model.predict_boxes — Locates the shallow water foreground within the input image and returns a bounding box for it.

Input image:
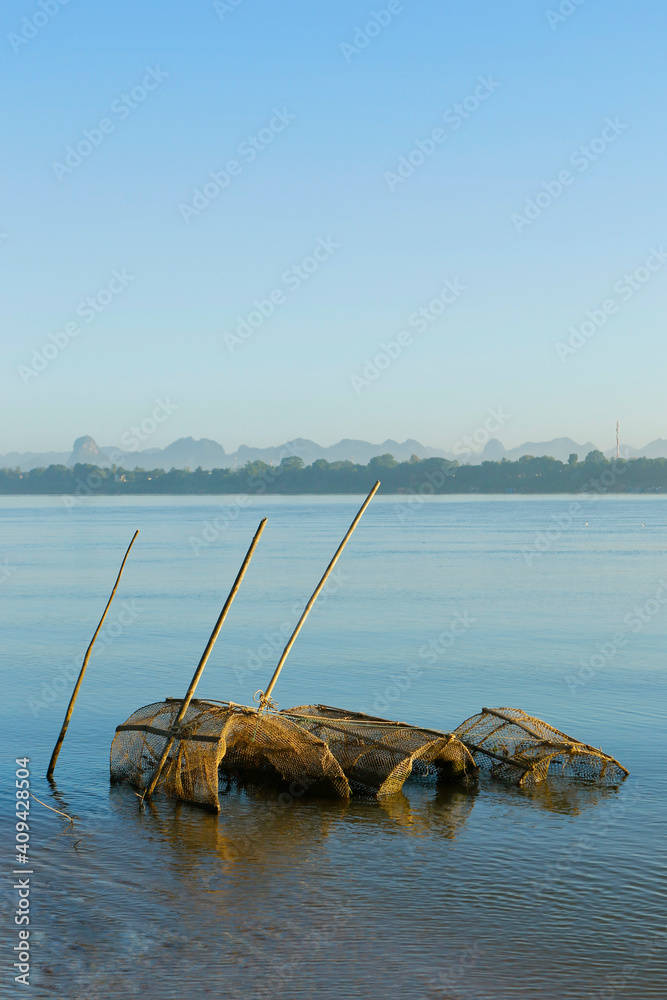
[1,495,665,999]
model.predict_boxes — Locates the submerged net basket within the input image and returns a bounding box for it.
[453,707,629,788]
[279,704,478,796]
[110,698,349,811]
[110,700,627,809]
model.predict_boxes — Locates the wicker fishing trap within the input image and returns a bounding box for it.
[110,700,628,810]
[453,706,628,787]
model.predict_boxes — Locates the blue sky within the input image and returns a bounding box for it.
[1,0,666,454]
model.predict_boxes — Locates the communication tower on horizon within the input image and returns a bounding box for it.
[616,420,620,460]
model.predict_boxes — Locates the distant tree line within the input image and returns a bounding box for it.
[1,450,667,496]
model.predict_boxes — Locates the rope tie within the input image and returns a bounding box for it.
[253,690,279,713]
[250,691,278,741]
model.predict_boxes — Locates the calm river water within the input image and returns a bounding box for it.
[0,495,665,999]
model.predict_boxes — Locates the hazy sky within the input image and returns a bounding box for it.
[2,0,666,454]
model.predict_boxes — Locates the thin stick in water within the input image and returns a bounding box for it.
[258,481,380,710]
[30,793,74,826]
[47,530,139,780]
[141,517,267,804]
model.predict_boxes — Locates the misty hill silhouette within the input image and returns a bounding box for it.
[3,433,667,473]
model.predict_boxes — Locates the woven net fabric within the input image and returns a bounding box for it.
[110,700,628,809]
[453,707,629,787]
[110,698,350,811]
[280,704,478,796]
[110,699,227,809]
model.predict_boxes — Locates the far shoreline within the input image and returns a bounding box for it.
[1,490,665,500]
[2,451,666,497]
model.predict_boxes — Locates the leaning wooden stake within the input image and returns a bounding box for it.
[141,517,267,804]
[47,530,139,780]
[258,481,380,711]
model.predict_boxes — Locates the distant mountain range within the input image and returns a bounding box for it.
[2,434,667,472]
[478,437,599,463]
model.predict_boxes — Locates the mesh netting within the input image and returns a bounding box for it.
[110,698,349,811]
[453,707,629,787]
[279,704,478,796]
[110,700,627,809]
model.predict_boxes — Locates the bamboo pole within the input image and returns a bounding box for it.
[258,481,380,710]
[141,517,267,803]
[47,530,139,780]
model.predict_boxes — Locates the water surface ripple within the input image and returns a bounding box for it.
[0,496,665,999]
